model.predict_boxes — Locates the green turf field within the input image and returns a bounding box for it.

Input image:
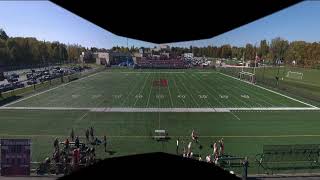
[5,69,312,108]
[0,109,320,174]
[0,68,319,175]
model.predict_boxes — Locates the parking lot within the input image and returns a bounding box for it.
[0,65,93,94]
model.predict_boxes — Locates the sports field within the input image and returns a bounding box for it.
[3,69,313,108]
[0,68,319,174]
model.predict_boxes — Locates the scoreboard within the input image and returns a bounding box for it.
[1,139,31,176]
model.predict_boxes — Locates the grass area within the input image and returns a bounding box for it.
[8,69,309,108]
[218,66,320,104]
[1,67,319,175]
[0,110,319,174]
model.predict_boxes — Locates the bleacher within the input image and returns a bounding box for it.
[256,144,320,174]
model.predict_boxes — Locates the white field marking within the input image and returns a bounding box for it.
[3,134,320,138]
[196,72,216,74]
[198,95,208,99]
[72,94,80,98]
[112,94,122,99]
[3,71,101,107]
[92,94,102,99]
[121,72,146,106]
[178,94,186,99]
[146,73,155,107]
[213,74,255,107]
[241,94,250,99]
[120,72,185,74]
[135,94,143,99]
[216,74,281,107]
[133,73,151,107]
[176,73,200,107]
[172,75,186,107]
[1,107,319,112]
[190,73,225,107]
[229,111,241,120]
[165,74,174,108]
[220,95,229,99]
[219,72,318,108]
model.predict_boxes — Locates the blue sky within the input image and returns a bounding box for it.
[0,1,319,48]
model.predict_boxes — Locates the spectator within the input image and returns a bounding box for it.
[103,135,108,152]
[85,128,89,142]
[206,155,211,163]
[54,137,59,151]
[198,156,202,161]
[70,128,75,142]
[64,138,70,151]
[90,127,94,141]
[75,136,80,148]
[242,157,249,180]
[213,142,218,159]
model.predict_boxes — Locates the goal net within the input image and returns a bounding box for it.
[239,71,256,84]
[286,71,303,80]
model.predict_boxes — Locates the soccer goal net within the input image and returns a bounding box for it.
[286,71,303,80]
[239,71,256,84]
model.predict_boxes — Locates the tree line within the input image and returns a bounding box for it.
[2,27,320,69]
[169,37,320,69]
[0,28,103,69]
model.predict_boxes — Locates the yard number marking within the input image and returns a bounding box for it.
[135,94,143,99]
[241,94,250,99]
[112,94,122,99]
[178,94,186,99]
[198,95,208,99]
[220,95,229,99]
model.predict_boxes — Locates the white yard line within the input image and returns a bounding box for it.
[3,72,101,107]
[176,73,200,107]
[219,72,318,108]
[166,74,174,108]
[133,73,151,107]
[120,72,185,74]
[146,73,155,107]
[172,74,186,107]
[0,106,318,112]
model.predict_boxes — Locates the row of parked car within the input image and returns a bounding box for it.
[1,65,92,94]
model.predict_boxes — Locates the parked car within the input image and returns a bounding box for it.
[11,73,19,79]
[26,73,33,79]
[27,79,37,85]
[13,82,24,89]
[3,83,14,91]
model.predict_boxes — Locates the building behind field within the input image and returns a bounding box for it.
[95,51,133,66]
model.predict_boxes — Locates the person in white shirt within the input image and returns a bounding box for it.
[176,138,179,155]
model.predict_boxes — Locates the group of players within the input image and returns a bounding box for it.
[179,129,225,164]
[37,127,108,175]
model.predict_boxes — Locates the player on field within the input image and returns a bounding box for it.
[191,129,198,143]
[103,135,107,152]
[213,142,218,159]
[176,138,179,155]
[219,138,224,156]
[70,128,75,142]
[85,128,90,142]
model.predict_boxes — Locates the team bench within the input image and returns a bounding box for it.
[256,144,320,174]
[153,130,169,141]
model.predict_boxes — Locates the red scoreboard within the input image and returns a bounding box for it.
[1,139,31,176]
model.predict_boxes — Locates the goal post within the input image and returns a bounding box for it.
[286,71,303,80]
[239,71,256,84]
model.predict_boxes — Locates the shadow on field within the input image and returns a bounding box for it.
[0,95,22,106]
[106,150,117,155]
